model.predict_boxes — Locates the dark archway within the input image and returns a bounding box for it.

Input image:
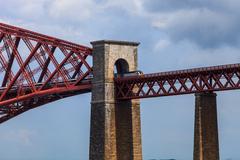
[114,58,129,77]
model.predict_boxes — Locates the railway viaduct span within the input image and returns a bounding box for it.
[0,22,239,160]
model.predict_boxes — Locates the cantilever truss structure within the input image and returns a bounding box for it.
[115,64,240,100]
[1,22,240,123]
[0,23,92,123]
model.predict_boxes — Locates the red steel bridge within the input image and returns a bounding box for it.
[0,23,240,160]
[0,22,240,123]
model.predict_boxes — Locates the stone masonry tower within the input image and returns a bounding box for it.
[194,93,219,160]
[89,40,142,160]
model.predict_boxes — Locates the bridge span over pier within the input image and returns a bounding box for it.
[1,22,239,160]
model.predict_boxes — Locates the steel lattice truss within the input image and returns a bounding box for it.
[2,22,240,124]
[115,64,240,100]
[0,23,92,123]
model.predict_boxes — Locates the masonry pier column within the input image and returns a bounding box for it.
[194,92,219,160]
[89,40,142,160]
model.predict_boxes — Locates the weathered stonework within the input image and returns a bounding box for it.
[89,40,142,160]
[194,93,219,160]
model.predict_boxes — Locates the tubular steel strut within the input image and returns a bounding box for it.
[0,23,92,123]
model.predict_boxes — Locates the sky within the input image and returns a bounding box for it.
[1,0,240,159]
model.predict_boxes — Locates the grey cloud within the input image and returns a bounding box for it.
[143,0,223,13]
[143,0,240,48]
[166,10,240,48]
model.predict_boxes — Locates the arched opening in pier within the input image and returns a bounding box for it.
[114,58,129,77]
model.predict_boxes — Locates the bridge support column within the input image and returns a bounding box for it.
[194,92,219,160]
[89,40,142,160]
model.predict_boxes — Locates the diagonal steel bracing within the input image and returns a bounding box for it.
[1,22,240,124]
[115,63,240,100]
[0,22,93,123]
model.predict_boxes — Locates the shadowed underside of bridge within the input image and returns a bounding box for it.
[0,22,240,125]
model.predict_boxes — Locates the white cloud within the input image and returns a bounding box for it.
[0,0,99,22]
[0,129,35,146]
[18,0,46,17]
[48,0,96,22]
[104,0,144,15]
[154,39,171,51]
[0,0,47,19]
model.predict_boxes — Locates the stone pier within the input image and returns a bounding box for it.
[194,92,219,160]
[89,40,142,160]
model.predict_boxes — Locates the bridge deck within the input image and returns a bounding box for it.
[115,63,240,99]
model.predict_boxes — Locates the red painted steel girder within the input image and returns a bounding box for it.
[115,63,240,100]
[0,23,92,123]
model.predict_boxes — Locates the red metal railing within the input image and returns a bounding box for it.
[115,63,240,100]
[0,23,92,123]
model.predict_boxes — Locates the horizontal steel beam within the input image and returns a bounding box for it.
[0,23,92,54]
